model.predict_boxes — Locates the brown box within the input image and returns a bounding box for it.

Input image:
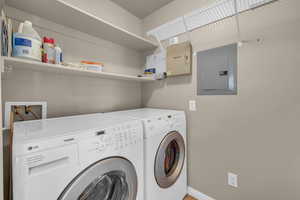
[167,41,192,77]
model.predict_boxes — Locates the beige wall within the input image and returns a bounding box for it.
[2,6,144,118]
[142,1,300,200]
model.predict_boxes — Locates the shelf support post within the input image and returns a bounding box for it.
[153,33,165,52]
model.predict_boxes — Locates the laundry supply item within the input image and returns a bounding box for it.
[18,21,41,40]
[12,20,42,61]
[145,51,166,80]
[1,10,12,57]
[62,62,84,69]
[7,18,12,57]
[54,45,63,64]
[80,61,104,72]
[144,68,156,74]
[42,37,55,64]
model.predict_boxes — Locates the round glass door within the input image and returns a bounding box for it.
[154,131,185,188]
[78,171,128,200]
[58,157,137,200]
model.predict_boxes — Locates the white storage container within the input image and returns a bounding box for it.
[54,45,63,64]
[42,37,55,64]
[80,61,104,72]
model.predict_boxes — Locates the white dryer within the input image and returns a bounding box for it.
[105,108,187,200]
[13,113,144,200]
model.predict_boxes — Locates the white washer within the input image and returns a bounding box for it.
[13,113,144,200]
[105,108,187,200]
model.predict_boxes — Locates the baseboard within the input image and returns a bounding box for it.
[187,186,216,200]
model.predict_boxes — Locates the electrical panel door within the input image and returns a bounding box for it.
[197,43,237,95]
[167,42,192,77]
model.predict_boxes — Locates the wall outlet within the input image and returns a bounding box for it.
[228,172,238,188]
[189,100,197,111]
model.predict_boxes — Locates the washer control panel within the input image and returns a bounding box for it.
[87,131,113,152]
[113,122,141,151]
[79,121,143,160]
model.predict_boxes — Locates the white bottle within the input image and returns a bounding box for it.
[18,21,41,41]
[42,37,55,64]
[54,45,62,64]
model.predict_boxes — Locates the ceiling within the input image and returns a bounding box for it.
[111,0,174,19]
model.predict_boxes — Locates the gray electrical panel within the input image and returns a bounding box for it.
[197,43,237,95]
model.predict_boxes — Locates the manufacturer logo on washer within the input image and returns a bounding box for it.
[27,145,39,151]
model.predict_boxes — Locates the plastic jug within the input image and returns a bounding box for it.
[13,20,42,61]
[18,21,41,41]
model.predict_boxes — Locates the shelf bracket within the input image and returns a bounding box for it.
[1,57,13,73]
[182,16,192,42]
[234,0,242,43]
[154,33,165,52]
[182,16,194,53]
[1,56,4,73]
[233,0,263,47]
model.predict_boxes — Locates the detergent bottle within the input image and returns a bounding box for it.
[13,20,42,61]
[18,21,41,41]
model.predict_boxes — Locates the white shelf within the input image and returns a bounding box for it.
[6,0,158,51]
[3,57,155,82]
[147,0,277,41]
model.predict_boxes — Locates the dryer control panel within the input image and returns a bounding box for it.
[143,112,186,139]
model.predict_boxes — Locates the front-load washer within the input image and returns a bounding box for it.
[105,108,187,200]
[13,113,144,200]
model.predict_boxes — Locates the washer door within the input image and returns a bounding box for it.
[155,131,185,188]
[58,157,137,200]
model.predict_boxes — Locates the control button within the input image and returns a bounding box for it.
[96,131,105,136]
[149,125,155,131]
[98,144,105,150]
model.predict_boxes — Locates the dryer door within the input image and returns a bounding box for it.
[58,157,137,200]
[155,131,185,188]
